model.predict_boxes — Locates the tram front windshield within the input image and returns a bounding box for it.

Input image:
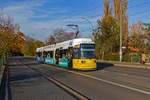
[80,44,95,58]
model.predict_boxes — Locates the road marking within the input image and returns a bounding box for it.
[44,64,150,95]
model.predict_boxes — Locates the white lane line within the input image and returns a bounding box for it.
[44,64,150,95]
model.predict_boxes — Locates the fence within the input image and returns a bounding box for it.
[0,57,3,67]
[0,54,8,100]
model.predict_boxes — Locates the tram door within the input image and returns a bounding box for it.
[36,52,41,63]
[58,49,69,68]
[45,51,54,64]
[55,49,60,65]
[67,47,73,68]
[43,51,47,62]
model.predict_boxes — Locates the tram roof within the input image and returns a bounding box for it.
[36,47,44,52]
[36,38,94,52]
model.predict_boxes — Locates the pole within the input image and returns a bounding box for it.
[119,2,123,62]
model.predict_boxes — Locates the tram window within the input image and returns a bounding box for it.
[43,51,47,57]
[81,50,95,58]
[81,44,95,49]
[47,53,50,57]
[73,48,80,58]
[50,52,53,57]
[55,49,60,58]
[36,52,41,57]
[47,51,53,57]
[60,51,62,58]
[59,49,67,58]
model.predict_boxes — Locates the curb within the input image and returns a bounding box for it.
[114,63,150,69]
[97,60,150,69]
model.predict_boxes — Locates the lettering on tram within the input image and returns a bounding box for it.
[36,38,96,70]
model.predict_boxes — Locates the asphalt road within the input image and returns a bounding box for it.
[7,57,150,100]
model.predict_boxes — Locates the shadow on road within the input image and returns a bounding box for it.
[96,62,114,70]
[10,72,41,82]
[8,63,39,67]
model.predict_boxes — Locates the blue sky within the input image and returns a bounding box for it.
[0,0,150,41]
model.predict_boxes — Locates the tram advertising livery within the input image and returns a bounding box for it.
[36,38,96,70]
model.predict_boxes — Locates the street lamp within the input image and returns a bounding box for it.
[66,24,79,38]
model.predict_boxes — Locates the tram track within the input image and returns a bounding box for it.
[23,63,90,100]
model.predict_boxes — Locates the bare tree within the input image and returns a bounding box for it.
[52,28,75,43]
[46,35,56,45]
[128,22,146,52]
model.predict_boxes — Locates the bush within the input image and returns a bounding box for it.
[104,54,119,61]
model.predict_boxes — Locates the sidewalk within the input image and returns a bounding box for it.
[97,60,150,69]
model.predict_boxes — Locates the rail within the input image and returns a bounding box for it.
[24,63,90,100]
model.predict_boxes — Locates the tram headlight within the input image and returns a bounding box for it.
[81,60,86,63]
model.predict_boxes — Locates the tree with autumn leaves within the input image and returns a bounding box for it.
[93,0,121,60]
[0,13,23,65]
[0,15,17,57]
[94,0,150,62]
[11,31,25,56]
[0,11,44,59]
[23,36,44,56]
[0,13,25,56]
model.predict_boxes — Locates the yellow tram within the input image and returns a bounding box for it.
[36,38,96,70]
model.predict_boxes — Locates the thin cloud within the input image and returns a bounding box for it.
[1,0,101,40]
